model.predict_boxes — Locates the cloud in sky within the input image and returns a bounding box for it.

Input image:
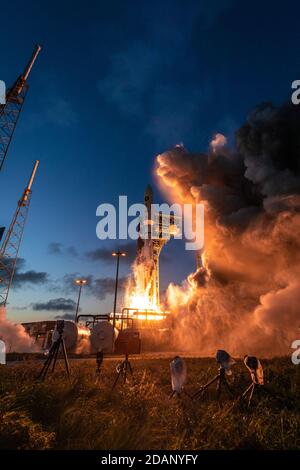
[85,241,136,263]
[4,258,49,290]
[27,97,79,130]
[96,0,233,146]
[54,312,76,320]
[48,240,137,265]
[46,98,79,128]
[59,273,94,295]
[48,242,78,258]
[13,270,49,288]
[50,271,125,301]
[48,242,63,255]
[91,276,126,300]
[32,297,76,312]
[98,43,160,117]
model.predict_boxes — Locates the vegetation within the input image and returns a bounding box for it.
[0,356,299,450]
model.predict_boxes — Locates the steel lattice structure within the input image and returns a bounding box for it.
[0,161,39,305]
[0,45,41,172]
[0,84,29,171]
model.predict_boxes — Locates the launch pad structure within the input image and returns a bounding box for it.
[135,184,180,312]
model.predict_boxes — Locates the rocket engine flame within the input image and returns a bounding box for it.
[125,259,164,318]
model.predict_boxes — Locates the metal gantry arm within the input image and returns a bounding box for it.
[0,161,39,305]
[0,45,41,171]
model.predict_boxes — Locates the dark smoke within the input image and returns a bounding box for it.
[156,102,300,356]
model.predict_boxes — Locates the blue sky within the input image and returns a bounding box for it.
[0,0,299,321]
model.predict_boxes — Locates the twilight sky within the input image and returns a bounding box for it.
[0,0,299,322]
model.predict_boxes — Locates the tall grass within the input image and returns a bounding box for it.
[0,357,299,449]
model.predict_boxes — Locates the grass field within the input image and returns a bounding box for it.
[0,356,299,450]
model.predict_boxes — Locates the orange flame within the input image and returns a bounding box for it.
[125,261,166,320]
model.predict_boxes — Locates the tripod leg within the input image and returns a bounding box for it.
[112,370,121,390]
[225,382,254,414]
[38,342,58,380]
[43,348,56,377]
[248,383,255,407]
[95,368,101,384]
[193,374,219,399]
[192,387,204,399]
[203,374,220,389]
[192,388,203,399]
[223,378,234,397]
[61,338,70,379]
[183,389,193,399]
[123,363,127,383]
[241,382,254,399]
[37,351,52,379]
[51,340,60,372]
[128,360,133,375]
[216,376,222,400]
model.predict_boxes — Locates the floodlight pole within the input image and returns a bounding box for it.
[74,279,87,323]
[112,251,126,351]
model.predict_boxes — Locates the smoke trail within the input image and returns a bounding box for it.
[0,306,34,352]
[156,102,300,356]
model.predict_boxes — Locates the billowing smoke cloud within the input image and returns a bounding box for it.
[210,133,227,154]
[156,102,300,357]
[0,306,34,353]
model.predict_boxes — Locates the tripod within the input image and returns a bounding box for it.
[95,350,103,384]
[193,367,233,400]
[37,325,70,381]
[169,389,192,399]
[112,354,133,389]
[240,379,281,407]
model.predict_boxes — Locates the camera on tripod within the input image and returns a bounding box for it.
[56,320,65,335]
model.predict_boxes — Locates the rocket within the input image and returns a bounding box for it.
[136,184,167,309]
[144,184,153,216]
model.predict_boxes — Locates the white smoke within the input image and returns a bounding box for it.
[210,133,227,154]
[0,306,34,352]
